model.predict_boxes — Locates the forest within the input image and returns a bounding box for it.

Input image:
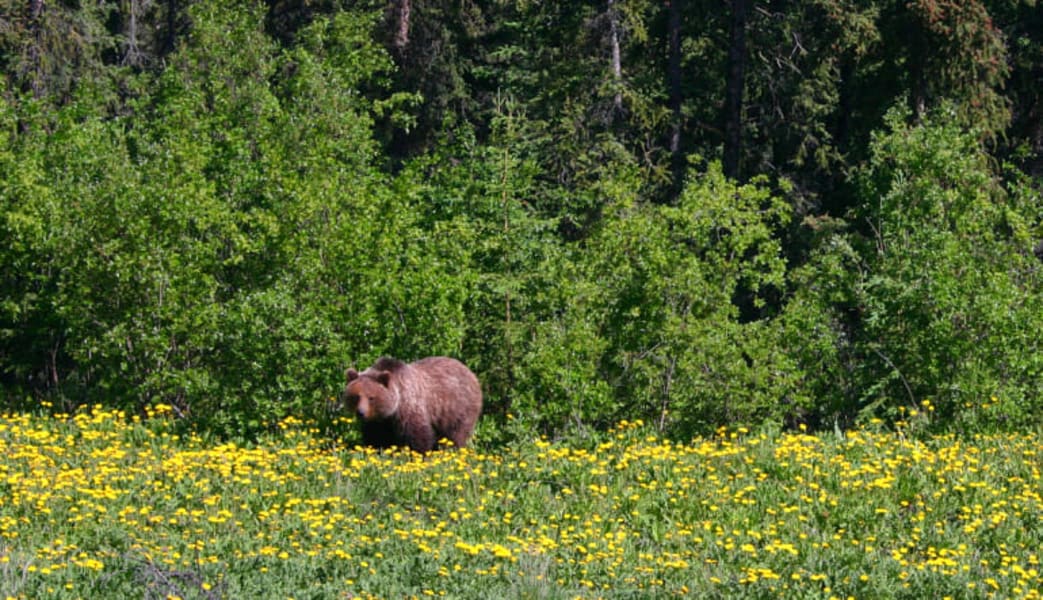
[1,0,1041,440]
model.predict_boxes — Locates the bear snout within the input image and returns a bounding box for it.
[355,397,373,421]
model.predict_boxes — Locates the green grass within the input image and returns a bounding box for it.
[0,406,1040,599]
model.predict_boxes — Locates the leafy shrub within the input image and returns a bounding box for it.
[0,5,474,437]
[558,162,801,437]
[785,106,1043,430]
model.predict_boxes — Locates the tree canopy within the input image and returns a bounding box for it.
[1,0,1041,439]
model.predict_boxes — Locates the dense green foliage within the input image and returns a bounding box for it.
[1,1,1041,439]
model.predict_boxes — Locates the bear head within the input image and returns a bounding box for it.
[344,368,398,421]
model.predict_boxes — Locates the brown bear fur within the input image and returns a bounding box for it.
[343,356,482,452]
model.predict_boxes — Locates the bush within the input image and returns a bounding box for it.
[784,106,1043,431]
[562,162,801,437]
[0,5,474,437]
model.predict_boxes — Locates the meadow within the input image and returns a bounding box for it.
[0,405,1040,599]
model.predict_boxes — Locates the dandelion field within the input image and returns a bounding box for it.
[0,407,1040,599]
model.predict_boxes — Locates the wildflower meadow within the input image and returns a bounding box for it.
[0,405,1040,599]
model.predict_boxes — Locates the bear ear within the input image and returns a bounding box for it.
[346,368,359,382]
[374,371,392,387]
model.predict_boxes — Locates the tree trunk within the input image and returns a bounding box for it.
[27,0,45,97]
[723,0,747,180]
[835,57,854,155]
[122,0,144,67]
[392,0,411,53]
[909,33,928,122]
[608,0,624,119]
[667,0,683,193]
[162,0,178,55]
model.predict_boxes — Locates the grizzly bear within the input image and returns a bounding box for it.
[342,356,482,452]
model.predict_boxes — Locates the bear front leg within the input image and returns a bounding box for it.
[361,421,398,449]
[404,422,437,453]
